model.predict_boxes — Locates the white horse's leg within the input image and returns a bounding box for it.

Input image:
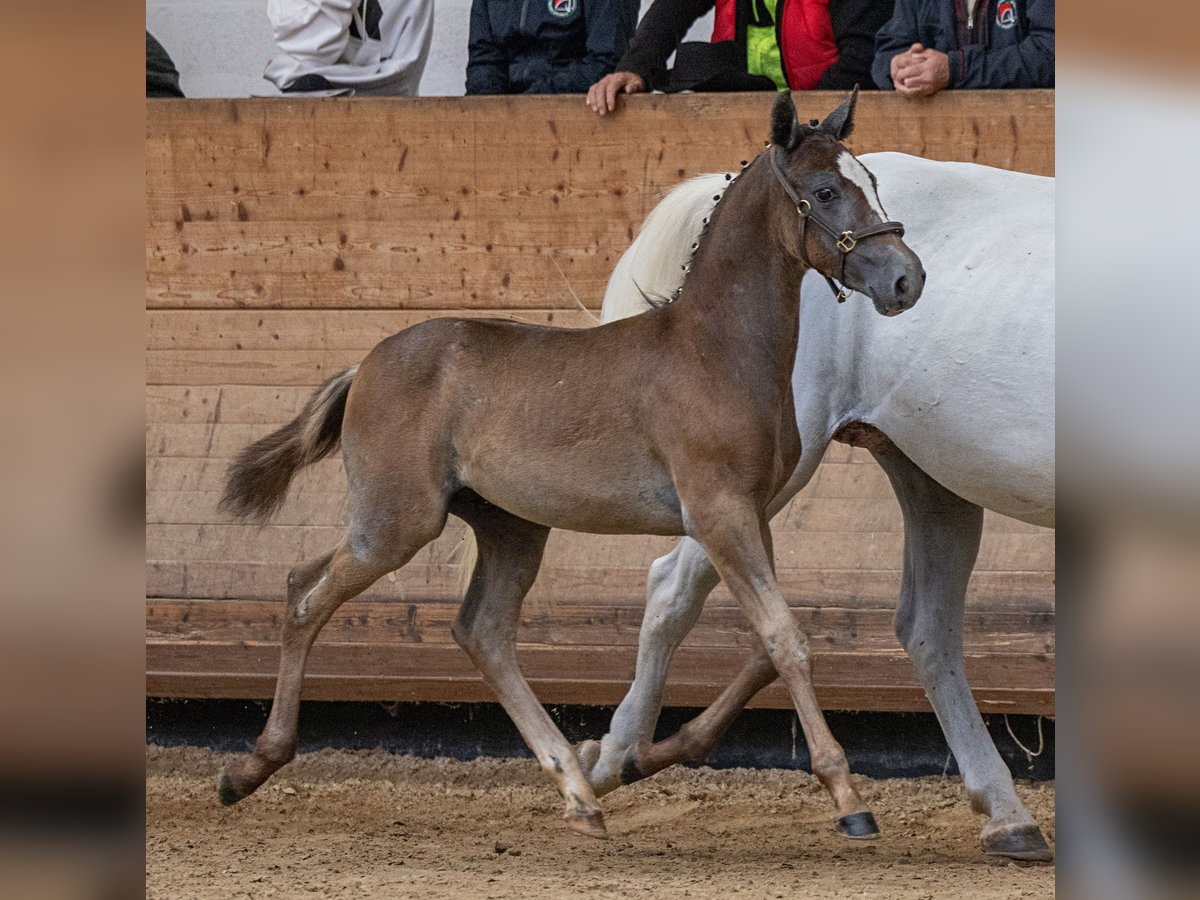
[872,443,1053,862]
[578,538,720,796]
[579,447,825,797]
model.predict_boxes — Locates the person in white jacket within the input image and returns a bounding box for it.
[264,0,433,95]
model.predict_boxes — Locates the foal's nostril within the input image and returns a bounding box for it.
[894,275,908,298]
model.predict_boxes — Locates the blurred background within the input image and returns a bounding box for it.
[0,0,1198,895]
[0,2,145,897]
[1055,0,1200,896]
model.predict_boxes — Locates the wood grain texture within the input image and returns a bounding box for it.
[147,92,1054,312]
[146,91,1055,712]
[145,600,1054,714]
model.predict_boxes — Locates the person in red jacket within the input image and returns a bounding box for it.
[587,0,892,115]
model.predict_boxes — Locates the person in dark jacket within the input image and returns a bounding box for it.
[872,0,1053,94]
[467,0,640,94]
[147,32,184,98]
[586,0,892,115]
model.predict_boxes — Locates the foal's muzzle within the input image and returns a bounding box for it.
[849,239,925,317]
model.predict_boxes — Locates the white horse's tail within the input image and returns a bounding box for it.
[600,173,728,323]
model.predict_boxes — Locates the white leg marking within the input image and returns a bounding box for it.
[296,572,328,622]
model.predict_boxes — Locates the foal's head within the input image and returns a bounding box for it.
[767,90,924,316]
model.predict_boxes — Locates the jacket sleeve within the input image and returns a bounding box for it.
[465,0,510,95]
[870,0,920,89]
[268,0,356,68]
[614,0,716,91]
[948,0,1054,88]
[526,0,641,93]
[818,0,895,90]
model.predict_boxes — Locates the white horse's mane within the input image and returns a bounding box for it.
[600,174,727,323]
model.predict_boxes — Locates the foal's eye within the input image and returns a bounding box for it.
[814,188,836,203]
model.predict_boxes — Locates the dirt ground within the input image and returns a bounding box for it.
[147,746,1054,899]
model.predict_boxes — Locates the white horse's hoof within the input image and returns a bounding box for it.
[981,822,1053,862]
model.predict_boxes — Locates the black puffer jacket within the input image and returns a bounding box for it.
[467,0,641,94]
[872,0,1054,89]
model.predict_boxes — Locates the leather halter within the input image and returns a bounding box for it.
[769,146,906,302]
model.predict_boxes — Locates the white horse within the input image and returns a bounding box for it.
[578,152,1055,861]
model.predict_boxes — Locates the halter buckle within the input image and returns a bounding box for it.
[796,199,811,216]
[837,232,857,253]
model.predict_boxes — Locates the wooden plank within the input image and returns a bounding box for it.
[145,670,1052,715]
[146,522,1052,573]
[147,92,1053,312]
[146,222,618,312]
[145,598,1056,656]
[145,639,1054,715]
[146,309,595,352]
[146,560,1054,613]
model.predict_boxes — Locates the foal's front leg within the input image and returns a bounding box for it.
[684,497,877,838]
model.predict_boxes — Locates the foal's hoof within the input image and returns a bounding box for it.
[981,822,1053,862]
[565,809,609,840]
[835,811,880,840]
[217,768,248,806]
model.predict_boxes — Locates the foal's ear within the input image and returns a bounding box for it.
[770,91,811,150]
[819,86,860,141]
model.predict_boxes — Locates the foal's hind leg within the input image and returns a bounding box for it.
[872,445,1053,861]
[218,538,407,804]
[452,497,608,838]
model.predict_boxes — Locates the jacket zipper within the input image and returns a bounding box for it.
[772,0,793,89]
[959,0,986,45]
[519,0,529,31]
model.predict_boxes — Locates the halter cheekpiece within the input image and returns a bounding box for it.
[769,146,906,302]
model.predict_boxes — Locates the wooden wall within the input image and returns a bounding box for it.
[147,91,1055,715]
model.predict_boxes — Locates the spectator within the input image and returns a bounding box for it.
[147,32,184,98]
[587,0,893,115]
[467,0,640,95]
[264,0,432,95]
[872,0,1053,95]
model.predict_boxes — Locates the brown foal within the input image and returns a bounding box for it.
[217,91,925,841]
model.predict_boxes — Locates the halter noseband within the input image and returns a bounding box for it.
[769,146,906,302]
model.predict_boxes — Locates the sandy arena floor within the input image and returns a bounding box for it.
[147,746,1054,899]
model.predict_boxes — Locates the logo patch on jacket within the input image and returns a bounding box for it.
[996,0,1017,29]
[548,0,577,16]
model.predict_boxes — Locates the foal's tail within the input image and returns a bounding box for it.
[220,366,358,522]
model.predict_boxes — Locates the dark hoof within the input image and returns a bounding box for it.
[565,809,609,840]
[836,811,880,840]
[217,769,246,806]
[982,823,1053,862]
[620,751,645,786]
